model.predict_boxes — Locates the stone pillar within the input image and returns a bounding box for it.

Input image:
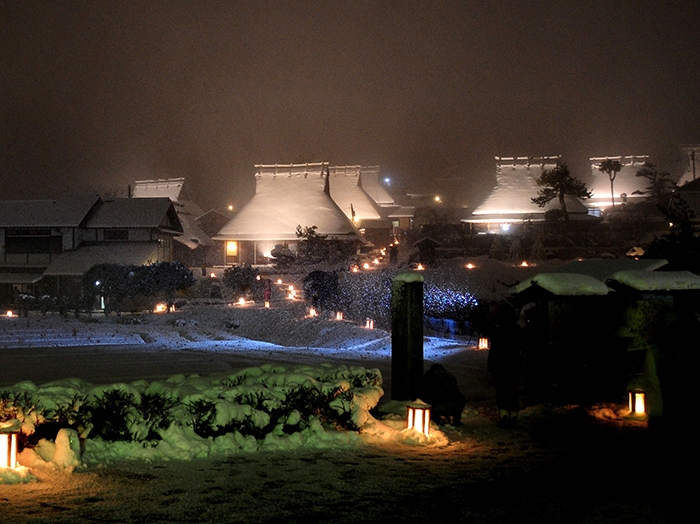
[391,272,424,401]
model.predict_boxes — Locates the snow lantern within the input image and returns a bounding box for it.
[416,264,424,271]
[4,310,13,317]
[628,384,646,417]
[335,311,344,320]
[308,308,318,317]
[407,400,431,436]
[264,301,270,308]
[466,263,475,269]
[0,419,20,470]
[365,319,374,329]
[478,337,490,350]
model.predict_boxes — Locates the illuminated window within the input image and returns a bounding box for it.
[226,241,238,257]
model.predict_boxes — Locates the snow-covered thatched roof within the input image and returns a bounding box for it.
[132,178,211,249]
[356,166,395,207]
[588,155,649,209]
[0,193,100,227]
[84,198,182,233]
[678,145,700,186]
[513,273,611,296]
[466,156,591,223]
[44,242,160,276]
[327,166,381,222]
[214,164,360,242]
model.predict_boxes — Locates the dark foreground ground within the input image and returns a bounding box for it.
[1,341,689,524]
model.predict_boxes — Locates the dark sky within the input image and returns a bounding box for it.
[2,1,700,210]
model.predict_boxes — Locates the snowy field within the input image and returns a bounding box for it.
[0,263,688,522]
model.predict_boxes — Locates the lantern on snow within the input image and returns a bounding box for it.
[0,419,20,470]
[335,311,343,320]
[478,337,490,350]
[365,319,374,329]
[628,386,646,416]
[406,401,431,436]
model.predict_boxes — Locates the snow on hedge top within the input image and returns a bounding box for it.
[514,273,610,296]
[215,166,360,241]
[609,270,700,291]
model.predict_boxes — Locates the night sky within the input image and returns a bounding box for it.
[2,1,700,210]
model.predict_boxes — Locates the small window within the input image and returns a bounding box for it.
[226,241,238,256]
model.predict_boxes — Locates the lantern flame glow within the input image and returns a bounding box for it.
[0,420,20,470]
[365,319,374,329]
[629,391,645,415]
[308,308,318,317]
[335,311,343,320]
[478,337,490,350]
[407,402,431,436]
[5,311,13,317]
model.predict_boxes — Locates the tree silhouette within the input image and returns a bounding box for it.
[598,159,622,210]
[531,163,592,221]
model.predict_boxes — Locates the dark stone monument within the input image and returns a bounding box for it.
[391,272,424,400]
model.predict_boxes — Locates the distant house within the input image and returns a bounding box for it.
[213,163,362,265]
[587,155,650,213]
[0,194,182,306]
[462,156,593,234]
[131,178,212,266]
[678,145,700,186]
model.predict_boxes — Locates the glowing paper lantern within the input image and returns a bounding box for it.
[365,319,374,329]
[5,311,13,317]
[335,311,343,320]
[466,263,475,269]
[520,261,529,267]
[0,419,20,470]
[362,263,370,270]
[478,337,490,350]
[308,308,318,317]
[406,401,431,436]
[238,297,246,305]
[264,301,270,308]
[416,264,424,271]
[628,388,646,416]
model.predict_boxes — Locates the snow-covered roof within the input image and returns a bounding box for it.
[327,167,381,222]
[355,166,395,207]
[513,259,670,296]
[85,198,182,233]
[608,270,700,291]
[214,165,360,242]
[588,155,650,208]
[678,145,700,186]
[43,242,160,276]
[388,206,415,218]
[513,273,611,296]
[550,258,668,281]
[132,178,211,249]
[0,193,100,228]
[466,156,590,223]
[132,178,185,201]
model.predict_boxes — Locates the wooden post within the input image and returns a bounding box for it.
[391,272,424,401]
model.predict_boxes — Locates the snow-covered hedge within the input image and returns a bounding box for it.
[0,364,383,464]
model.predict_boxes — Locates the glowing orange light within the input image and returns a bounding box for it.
[373,258,380,265]
[365,319,374,329]
[0,420,20,470]
[264,301,270,308]
[308,308,318,317]
[335,311,343,320]
[363,262,370,270]
[629,391,646,415]
[5,311,13,317]
[277,279,283,285]
[351,266,359,273]
[210,272,217,278]
[416,264,424,271]
[256,275,261,280]
[466,263,475,269]
[520,261,529,267]
[478,337,490,350]
[155,303,168,313]
[407,401,431,436]
[238,297,246,305]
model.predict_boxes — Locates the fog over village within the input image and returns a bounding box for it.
[1,2,698,522]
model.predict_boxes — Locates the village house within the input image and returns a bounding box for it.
[0,194,182,307]
[213,163,366,265]
[462,156,594,234]
[131,178,213,267]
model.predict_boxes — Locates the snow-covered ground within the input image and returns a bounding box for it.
[0,262,685,522]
